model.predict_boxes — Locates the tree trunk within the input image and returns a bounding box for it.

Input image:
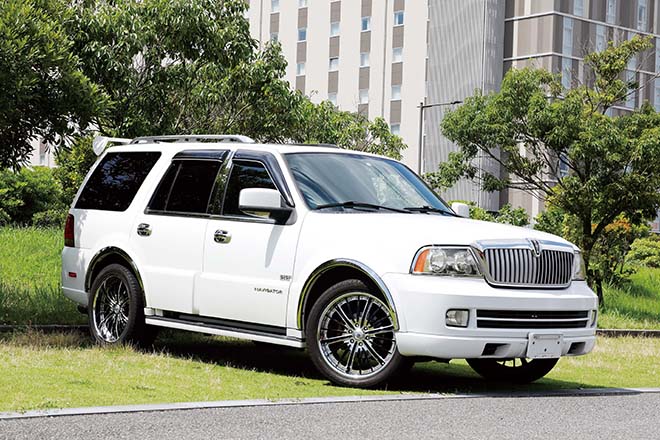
[595,278,604,307]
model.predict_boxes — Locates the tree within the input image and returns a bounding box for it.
[431,36,660,301]
[0,0,107,168]
[64,0,304,141]
[294,100,406,160]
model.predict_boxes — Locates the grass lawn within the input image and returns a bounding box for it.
[1,330,658,413]
[0,227,83,325]
[599,268,660,330]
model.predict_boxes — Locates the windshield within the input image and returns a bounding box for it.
[285,152,451,213]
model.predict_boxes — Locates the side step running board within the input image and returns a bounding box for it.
[145,316,305,348]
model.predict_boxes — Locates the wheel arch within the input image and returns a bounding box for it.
[85,247,144,298]
[296,259,399,332]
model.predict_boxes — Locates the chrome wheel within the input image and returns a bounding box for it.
[92,276,130,343]
[317,292,396,379]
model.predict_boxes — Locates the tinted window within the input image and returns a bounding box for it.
[76,152,161,211]
[223,161,276,216]
[149,160,221,214]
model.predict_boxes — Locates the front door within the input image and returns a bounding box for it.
[195,155,300,329]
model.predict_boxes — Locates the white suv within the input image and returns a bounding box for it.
[62,135,598,387]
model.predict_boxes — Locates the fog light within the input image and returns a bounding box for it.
[446,309,469,327]
[590,309,598,327]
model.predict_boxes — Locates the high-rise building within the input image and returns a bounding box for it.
[247,0,660,214]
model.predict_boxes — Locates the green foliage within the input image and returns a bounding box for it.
[0,167,66,226]
[433,36,660,295]
[0,0,107,168]
[53,136,98,205]
[294,100,406,159]
[450,201,529,226]
[626,235,660,268]
[533,205,566,237]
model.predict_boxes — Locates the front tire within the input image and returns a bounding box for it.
[306,279,411,388]
[88,264,156,346]
[467,358,559,383]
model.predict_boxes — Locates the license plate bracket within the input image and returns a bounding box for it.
[526,333,563,359]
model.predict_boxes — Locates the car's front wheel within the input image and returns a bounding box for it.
[88,264,156,346]
[467,357,559,383]
[306,279,412,388]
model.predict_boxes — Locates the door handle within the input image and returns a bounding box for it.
[137,223,152,237]
[214,230,231,244]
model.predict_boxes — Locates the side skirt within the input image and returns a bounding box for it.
[144,315,305,349]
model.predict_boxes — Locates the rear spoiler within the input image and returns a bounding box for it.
[92,136,131,156]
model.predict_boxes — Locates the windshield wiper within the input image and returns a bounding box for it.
[404,206,458,216]
[314,201,410,213]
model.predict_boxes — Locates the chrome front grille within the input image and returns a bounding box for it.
[483,248,574,287]
[476,310,590,329]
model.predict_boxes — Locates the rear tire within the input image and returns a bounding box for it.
[306,279,412,388]
[467,358,558,383]
[88,264,157,347]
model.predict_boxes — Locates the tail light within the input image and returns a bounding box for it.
[64,214,75,247]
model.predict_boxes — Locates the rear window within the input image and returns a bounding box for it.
[148,160,222,215]
[75,152,161,211]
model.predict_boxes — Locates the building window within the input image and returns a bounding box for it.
[638,0,648,31]
[394,11,404,26]
[393,47,403,63]
[329,57,339,71]
[328,93,337,106]
[298,27,307,41]
[596,25,606,52]
[296,62,305,76]
[563,18,573,56]
[558,152,570,178]
[361,16,371,31]
[298,0,307,7]
[360,52,370,67]
[654,78,660,111]
[573,0,584,16]
[562,57,572,89]
[330,21,340,37]
[271,0,280,13]
[626,71,636,108]
[606,0,617,24]
[359,89,369,104]
[391,85,401,100]
[656,38,660,71]
[270,32,279,42]
[390,124,400,135]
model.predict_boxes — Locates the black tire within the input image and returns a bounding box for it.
[305,279,412,388]
[88,264,157,347]
[467,357,559,383]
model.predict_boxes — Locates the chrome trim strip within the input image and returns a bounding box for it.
[296,259,399,331]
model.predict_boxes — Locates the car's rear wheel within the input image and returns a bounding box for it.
[467,357,558,383]
[88,264,156,346]
[306,279,412,388]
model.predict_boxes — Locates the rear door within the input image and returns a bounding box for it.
[195,151,301,329]
[130,150,228,314]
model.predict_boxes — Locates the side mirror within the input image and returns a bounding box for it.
[451,202,471,218]
[239,188,293,223]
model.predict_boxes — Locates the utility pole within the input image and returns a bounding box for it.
[417,100,462,174]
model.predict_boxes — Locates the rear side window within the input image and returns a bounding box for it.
[148,160,221,215]
[223,161,276,217]
[76,152,161,211]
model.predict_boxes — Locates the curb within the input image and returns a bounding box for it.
[1,388,659,421]
[597,329,660,338]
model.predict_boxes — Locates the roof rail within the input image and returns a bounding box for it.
[130,135,255,144]
[290,143,340,148]
[92,136,132,155]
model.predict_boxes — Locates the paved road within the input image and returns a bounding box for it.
[1,393,658,440]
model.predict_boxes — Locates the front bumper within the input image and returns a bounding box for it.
[383,273,598,360]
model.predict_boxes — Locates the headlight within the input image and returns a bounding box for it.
[412,246,481,276]
[573,251,586,281]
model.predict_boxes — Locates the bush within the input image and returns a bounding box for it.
[450,201,529,226]
[54,136,97,206]
[0,167,66,226]
[626,235,660,268]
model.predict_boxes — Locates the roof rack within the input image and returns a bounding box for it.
[130,135,255,144]
[290,143,340,148]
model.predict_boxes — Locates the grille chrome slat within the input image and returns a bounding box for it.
[482,248,573,288]
[476,309,590,329]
